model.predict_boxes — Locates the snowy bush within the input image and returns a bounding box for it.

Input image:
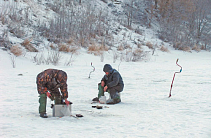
[33,50,61,65]
[88,43,108,56]
[10,44,22,56]
[178,46,191,52]
[146,42,153,49]
[132,48,144,62]
[21,38,38,52]
[192,44,201,52]
[58,43,70,53]
[160,45,169,52]
[64,47,79,66]
[47,50,61,65]
[124,48,147,62]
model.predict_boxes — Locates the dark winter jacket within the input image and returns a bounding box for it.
[36,69,68,99]
[101,64,124,92]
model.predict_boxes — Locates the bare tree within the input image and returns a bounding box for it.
[154,0,211,49]
[192,0,211,44]
[123,0,135,27]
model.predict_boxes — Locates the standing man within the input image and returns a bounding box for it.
[36,69,71,118]
[93,64,124,104]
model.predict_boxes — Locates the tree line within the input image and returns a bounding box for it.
[123,0,211,50]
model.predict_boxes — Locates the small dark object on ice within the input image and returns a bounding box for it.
[92,105,103,109]
[76,114,83,117]
[96,106,102,109]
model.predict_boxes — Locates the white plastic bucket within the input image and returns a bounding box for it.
[99,96,106,104]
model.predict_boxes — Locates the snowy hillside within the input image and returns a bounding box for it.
[0,0,169,57]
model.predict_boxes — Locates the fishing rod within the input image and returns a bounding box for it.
[88,62,95,78]
[169,59,182,98]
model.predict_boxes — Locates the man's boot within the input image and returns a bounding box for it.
[113,92,121,104]
[106,92,121,104]
[39,94,48,118]
[40,113,48,118]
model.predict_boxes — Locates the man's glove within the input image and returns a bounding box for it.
[65,99,70,105]
[65,99,73,106]
[46,92,51,98]
[104,85,108,92]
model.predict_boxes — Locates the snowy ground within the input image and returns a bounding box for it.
[0,48,211,138]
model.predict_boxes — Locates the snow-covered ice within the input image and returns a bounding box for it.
[0,48,211,138]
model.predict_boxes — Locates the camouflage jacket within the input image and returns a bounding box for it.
[36,69,68,99]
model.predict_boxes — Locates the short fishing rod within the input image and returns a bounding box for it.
[88,62,95,78]
[169,59,182,98]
